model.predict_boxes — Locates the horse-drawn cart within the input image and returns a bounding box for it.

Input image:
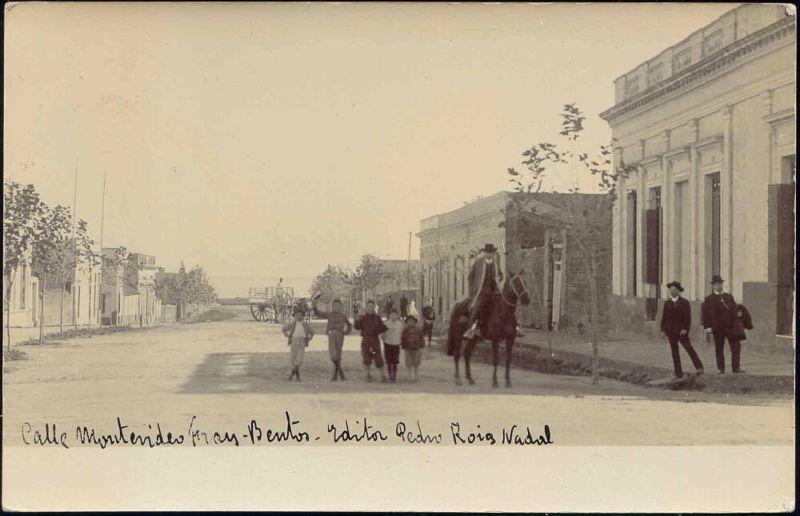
[248,285,295,323]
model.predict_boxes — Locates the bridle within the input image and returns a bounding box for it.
[501,274,529,307]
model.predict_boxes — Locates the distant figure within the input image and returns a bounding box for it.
[660,281,703,379]
[312,294,353,382]
[400,294,409,320]
[354,300,388,383]
[282,306,314,382]
[384,296,395,320]
[702,275,745,374]
[401,314,425,382]
[421,299,436,345]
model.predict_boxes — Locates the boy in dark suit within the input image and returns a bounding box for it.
[660,281,704,379]
[354,300,389,383]
[701,275,744,374]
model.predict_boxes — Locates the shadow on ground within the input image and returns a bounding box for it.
[176,350,790,407]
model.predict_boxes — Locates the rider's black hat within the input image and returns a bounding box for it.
[482,243,498,253]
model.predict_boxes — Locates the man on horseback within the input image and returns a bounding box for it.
[463,243,503,339]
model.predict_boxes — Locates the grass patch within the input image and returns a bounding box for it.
[4,347,29,361]
[186,307,237,324]
[15,324,156,346]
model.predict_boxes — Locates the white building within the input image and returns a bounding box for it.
[2,256,38,328]
[600,5,795,347]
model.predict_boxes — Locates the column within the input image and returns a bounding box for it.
[762,89,775,182]
[660,129,671,296]
[688,119,700,300]
[616,168,627,296]
[636,140,647,297]
[721,105,734,292]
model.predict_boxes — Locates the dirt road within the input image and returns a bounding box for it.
[3,307,793,446]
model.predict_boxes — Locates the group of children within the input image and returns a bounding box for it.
[282,296,425,383]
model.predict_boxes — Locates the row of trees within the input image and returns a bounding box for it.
[3,180,219,351]
[154,263,217,322]
[309,254,385,309]
[3,181,98,350]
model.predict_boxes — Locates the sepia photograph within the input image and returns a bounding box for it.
[2,2,796,512]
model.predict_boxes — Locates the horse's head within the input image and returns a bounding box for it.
[504,271,532,306]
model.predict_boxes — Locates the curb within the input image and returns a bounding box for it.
[433,336,794,394]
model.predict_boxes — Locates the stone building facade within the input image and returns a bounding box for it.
[600,5,795,348]
[418,191,612,332]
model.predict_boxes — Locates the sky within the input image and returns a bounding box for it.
[4,2,738,297]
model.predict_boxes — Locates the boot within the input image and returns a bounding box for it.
[365,364,372,383]
[295,369,301,382]
[379,367,388,383]
[331,365,339,382]
[338,364,346,381]
[289,368,296,381]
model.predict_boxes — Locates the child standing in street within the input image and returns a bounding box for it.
[282,307,314,381]
[354,300,388,383]
[401,314,425,382]
[311,294,353,381]
[381,309,404,383]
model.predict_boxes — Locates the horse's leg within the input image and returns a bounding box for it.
[464,338,476,385]
[454,338,463,386]
[505,337,515,388]
[491,339,500,388]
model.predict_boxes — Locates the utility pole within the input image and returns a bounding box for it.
[69,156,78,329]
[98,169,107,324]
[406,232,412,290]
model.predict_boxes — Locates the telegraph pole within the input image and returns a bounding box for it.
[98,169,107,323]
[406,232,412,289]
[66,157,79,331]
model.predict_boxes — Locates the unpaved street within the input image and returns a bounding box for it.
[3,307,794,447]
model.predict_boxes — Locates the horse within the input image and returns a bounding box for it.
[446,272,532,388]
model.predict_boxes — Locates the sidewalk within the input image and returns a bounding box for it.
[432,328,794,394]
[513,330,794,393]
[521,330,794,377]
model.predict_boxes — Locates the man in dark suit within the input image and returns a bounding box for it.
[701,275,744,374]
[400,294,409,320]
[661,281,704,379]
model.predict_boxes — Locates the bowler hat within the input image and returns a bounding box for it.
[482,243,498,253]
[710,275,724,284]
[666,281,684,292]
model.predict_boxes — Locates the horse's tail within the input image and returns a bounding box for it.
[446,299,470,356]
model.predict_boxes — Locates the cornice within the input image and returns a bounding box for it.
[600,17,795,124]
[763,107,796,124]
[692,135,724,150]
[640,156,662,168]
[664,146,691,160]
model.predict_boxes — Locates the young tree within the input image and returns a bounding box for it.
[506,103,635,384]
[69,219,99,330]
[348,254,384,304]
[3,181,45,351]
[31,204,73,343]
[310,264,352,306]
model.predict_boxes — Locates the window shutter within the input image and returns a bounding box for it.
[645,208,660,284]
